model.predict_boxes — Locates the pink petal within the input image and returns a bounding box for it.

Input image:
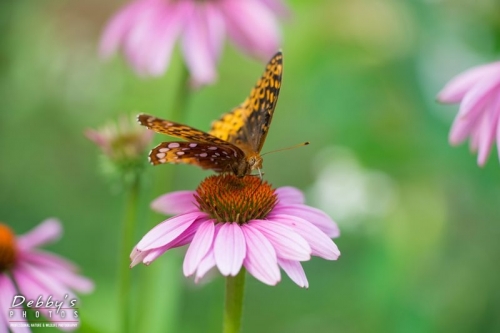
[275,186,305,204]
[195,248,216,283]
[476,95,500,166]
[16,218,62,250]
[278,258,309,289]
[151,191,197,215]
[455,73,500,122]
[182,3,223,86]
[124,1,168,75]
[19,249,78,272]
[270,214,340,260]
[19,251,93,293]
[438,62,500,103]
[146,1,187,76]
[131,218,204,267]
[249,220,310,261]
[135,212,204,251]
[183,220,215,276]
[222,0,281,60]
[0,274,31,333]
[270,204,340,238]
[241,225,280,285]
[99,0,144,58]
[259,0,291,17]
[214,223,246,276]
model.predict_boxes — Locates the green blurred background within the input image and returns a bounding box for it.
[2,0,500,332]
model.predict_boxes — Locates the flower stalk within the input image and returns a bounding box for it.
[224,268,247,333]
[119,176,141,333]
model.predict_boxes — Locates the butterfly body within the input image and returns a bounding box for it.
[138,51,283,178]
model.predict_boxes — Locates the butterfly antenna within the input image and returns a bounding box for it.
[261,142,310,156]
[257,168,263,180]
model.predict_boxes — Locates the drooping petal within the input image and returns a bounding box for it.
[270,204,340,238]
[146,0,188,76]
[16,218,62,250]
[270,214,340,260]
[195,247,216,283]
[275,187,305,204]
[151,190,197,215]
[259,0,291,17]
[476,95,500,166]
[278,258,309,289]
[19,249,78,272]
[135,212,204,251]
[182,2,222,86]
[183,220,215,276]
[222,0,281,60]
[214,223,246,276]
[99,0,145,58]
[0,274,30,333]
[455,74,500,121]
[241,225,280,285]
[438,62,500,103]
[249,220,310,261]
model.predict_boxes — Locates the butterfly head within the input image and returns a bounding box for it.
[232,153,263,178]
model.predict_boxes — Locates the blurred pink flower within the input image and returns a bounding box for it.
[130,175,340,288]
[86,114,154,163]
[0,219,93,332]
[438,61,500,166]
[99,0,287,86]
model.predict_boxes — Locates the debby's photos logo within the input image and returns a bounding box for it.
[8,294,80,329]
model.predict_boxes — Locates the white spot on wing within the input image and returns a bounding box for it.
[156,153,166,159]
[159,148,169,153]
[168,143,180,148]
[189,143,198,147]
[200,153,208,158]
[177,152,185,156]
[208,147,218,150]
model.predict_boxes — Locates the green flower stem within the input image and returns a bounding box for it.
[137,63,191,333]
[119,175,140,333]
[223,268,247,333]
[168,63,191,121]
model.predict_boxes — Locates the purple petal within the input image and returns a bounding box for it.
[0,274,31,333]
[241,225,280,285]
[270,214,340,260]
[135,212,204,251]
[222,0,281,60]
[275,186,305,204]
[183,220,215,276]
[278,258,309,289]
[214,223,246,276]
[16,218,62,250]
[151,190,197,215]
[270,204,340,238]
[182,3,223,86]
[438,62,500,103]
[249,220,310,261]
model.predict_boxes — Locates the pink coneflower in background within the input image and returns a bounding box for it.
[99,0,287,86]
[438,61,500,166]
[130,174,340,288]
[0,219,93,332]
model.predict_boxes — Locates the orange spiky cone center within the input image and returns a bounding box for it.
[195,174,277,224]
[0,224,17,272]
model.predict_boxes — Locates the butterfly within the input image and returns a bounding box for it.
[137,51,283,178]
